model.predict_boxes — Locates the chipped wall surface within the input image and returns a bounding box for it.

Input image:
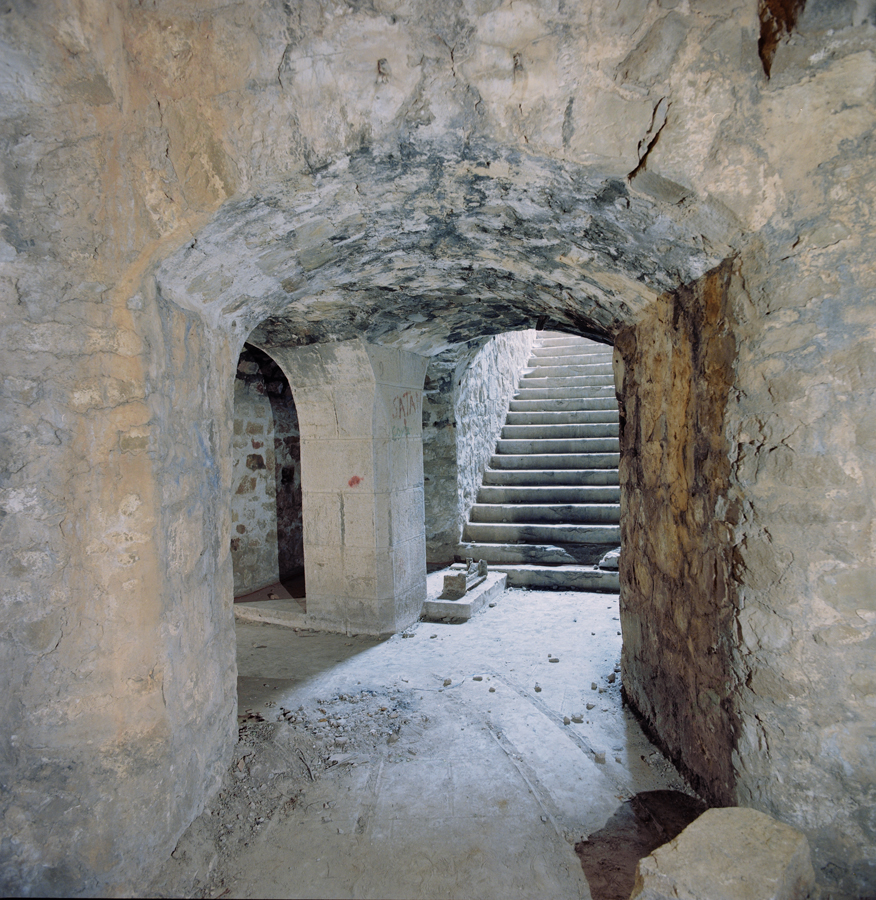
[231,345,303,596]
[423,330,535,563]
[1,0,876,895]
[617,261,740,807]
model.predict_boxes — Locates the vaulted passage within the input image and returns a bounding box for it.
[4,3,876,898]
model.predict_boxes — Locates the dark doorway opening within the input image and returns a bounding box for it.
[231,343,305,608]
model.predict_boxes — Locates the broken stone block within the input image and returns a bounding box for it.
[630,807,816,900]
[441,559,488,599]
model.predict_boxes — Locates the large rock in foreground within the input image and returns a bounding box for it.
[630,807,816,900]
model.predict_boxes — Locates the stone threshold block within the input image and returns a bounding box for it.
[422,569,507,622]
[631,807,816,900]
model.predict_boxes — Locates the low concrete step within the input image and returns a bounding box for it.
[470,502,620,524]
[509,397,618,413]
[518,374,616,390]
[481,467,619,486]
[458,541,597,565]
[502,422,619,440]
[458,539,614,567]
[496,437,620,455]
[463,521,620,545]
[514,386,616,401]
[490,452,620,470]
[490,564,619,592]
[477,485,620,504]
[522,363,614,378]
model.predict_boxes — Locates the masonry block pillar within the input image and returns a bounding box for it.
[266,339,429,635]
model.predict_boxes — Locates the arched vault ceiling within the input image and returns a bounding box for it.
[154,141,742,355]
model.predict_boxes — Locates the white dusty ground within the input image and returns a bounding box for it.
[147,589,699,899]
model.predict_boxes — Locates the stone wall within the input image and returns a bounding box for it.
[2,1,876,896]
[231,345,303,596]
[423,330,535,563]
[616,260,739,806]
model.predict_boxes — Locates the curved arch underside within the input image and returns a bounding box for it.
[155,141,741,353]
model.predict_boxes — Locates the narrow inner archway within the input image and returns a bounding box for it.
[231,344,306,606]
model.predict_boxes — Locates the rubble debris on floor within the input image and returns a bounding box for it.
[147,589,702,900]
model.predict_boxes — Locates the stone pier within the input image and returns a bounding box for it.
[266,339,429,635]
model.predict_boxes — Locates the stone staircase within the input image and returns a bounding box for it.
[458,333,621,591]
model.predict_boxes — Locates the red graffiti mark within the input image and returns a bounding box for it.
[392,391,419,422]
[348,475,362,487]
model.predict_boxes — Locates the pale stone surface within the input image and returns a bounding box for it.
[269,338,428,636]
[422,571,507,622]
[631,807,816,900]
[1,1,876,896]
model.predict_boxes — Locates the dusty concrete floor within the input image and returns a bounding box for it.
[148,588,699,900]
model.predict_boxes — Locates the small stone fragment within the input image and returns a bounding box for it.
[571,713,584,723]
[549,657,560,663]
[489,686,496,693]
[586,702,596,710]
[488,601,497,608]
[607,672,616,684]
[594,749,606,763]
[443,678,452,686]
[534,684,542,693]
[563,716,571,725]
[591,682,598,690]
[430,634,437,639]
[473,675,483,682]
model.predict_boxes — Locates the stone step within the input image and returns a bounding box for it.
[522,363,614,378]
[534,335,604,348]
[490,452,620,469]
[518,374,616,389]
[470,503,620,524]
[501,422,619,440]
[514,386,616,401]
[481,467,620,486]
[463,521,621,545]
[490,564,620,592]
[505,410,618,426]
[496,437,620,455]
[532,343,612,356]
[528,351,613,366]
[477,484,620,504]
[532,337,614,353]
[459,541,603,565]
[509,397,618,412]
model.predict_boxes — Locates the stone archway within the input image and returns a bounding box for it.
[152,140,747,814]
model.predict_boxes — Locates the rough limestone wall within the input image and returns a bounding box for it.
[456,331,537,543]
[422,331,535,563]
[422,350,463,564]
[616,261,739,807]
[1,1,876,895]
[231,346,303,596]
[725,237,876,896]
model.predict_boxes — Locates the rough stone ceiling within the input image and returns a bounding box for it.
[154,140,742,356]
